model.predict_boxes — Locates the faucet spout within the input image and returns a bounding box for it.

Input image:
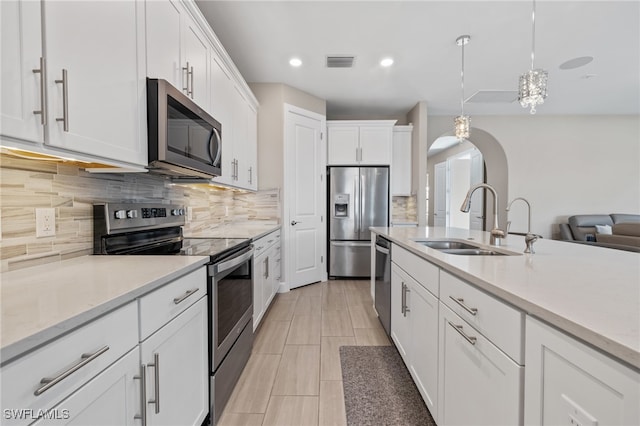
[506,197,537,253]
[460,183,504,246]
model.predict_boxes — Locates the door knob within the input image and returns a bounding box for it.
[291,220,298,226]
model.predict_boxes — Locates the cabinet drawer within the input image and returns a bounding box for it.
[253,229,280,258]
[392,244,439,297]
[1,302,138,426]
[139,267,206,341]
[441,271,524,364]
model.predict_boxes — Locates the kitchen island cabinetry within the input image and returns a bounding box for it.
[327,120,396,165]
[253,229,282,330]
[525,317,639,426]
[390,245,439,418]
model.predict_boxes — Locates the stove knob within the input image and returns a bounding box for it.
[127,210,138,219]
[114,210,127,219]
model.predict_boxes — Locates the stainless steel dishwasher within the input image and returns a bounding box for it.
[374,235,392,336]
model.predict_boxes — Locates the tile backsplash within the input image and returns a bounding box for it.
[392,195,417,223]
[0,154,279,272]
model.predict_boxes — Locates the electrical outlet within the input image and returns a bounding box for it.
[36,208,56,238]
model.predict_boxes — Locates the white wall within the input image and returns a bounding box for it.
[427,115,640,238]
[449,156,471,229]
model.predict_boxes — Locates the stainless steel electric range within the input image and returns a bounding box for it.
[93,202,253,425]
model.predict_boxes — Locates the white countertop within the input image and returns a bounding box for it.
[0,255,209,365]
[371,226,640,369]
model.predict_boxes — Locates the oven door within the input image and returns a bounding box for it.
[209,245,253,371]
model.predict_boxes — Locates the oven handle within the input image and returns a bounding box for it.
[214,246,254,275]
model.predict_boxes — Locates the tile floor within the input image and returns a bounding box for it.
[218,279,391,426]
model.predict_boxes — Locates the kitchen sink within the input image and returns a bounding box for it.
[412,239,512,256]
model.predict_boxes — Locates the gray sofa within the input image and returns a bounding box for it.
[559,214,640,252]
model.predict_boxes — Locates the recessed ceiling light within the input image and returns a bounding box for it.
[380,58,394,67]
[559,56,594,70]
[289,58,302,67]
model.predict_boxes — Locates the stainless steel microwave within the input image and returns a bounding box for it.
[147,78,222,179]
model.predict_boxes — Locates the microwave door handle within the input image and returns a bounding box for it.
[211,127,222,166]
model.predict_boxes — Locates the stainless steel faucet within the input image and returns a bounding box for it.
[506,197,538,254]
[460,183,505,246]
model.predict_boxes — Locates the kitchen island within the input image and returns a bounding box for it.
[371,226,639,425]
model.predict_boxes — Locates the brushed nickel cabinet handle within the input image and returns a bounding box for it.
[34,345,109,396]
[134,364,148,425]
[147,353,160,414]
[182,61,190,93]
[448,321,477,345]
[173,288,199,304]
[32,57,46,125]
[54,69,69,131]
[189,66,194,98]
[449,296,478,316]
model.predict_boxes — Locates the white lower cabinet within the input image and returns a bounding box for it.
[252,229,281,330]
[524,316,639,426]
[31,348,140,426]
[438,303,523,425]
[390,262,439,419]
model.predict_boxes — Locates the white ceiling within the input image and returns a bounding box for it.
[195,1,640,119]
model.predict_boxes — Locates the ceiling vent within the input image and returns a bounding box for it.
[465,90,518,103]
[326,56,356,68]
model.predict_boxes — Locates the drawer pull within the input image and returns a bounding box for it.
[449,296,478,316]
[448,321,477,345]
[34,345,110,396]
[134,364,148,425]
[173,288,199,305]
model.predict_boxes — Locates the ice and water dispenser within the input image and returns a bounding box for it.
[333,194,350,218]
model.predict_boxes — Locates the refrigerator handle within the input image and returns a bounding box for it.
[353,176,359,235]
[360,172,366,235]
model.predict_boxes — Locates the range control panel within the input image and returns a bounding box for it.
[94,203,186,234]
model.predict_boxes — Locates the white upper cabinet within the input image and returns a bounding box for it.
[42,0,147,166]
[392,125,413,196]
[327,120,395,165]
[1,0,44,144]
[146,0,209,110]
[246,103,258,190]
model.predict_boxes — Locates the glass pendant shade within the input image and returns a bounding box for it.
[454,115,470,140]
[518,69,548,114]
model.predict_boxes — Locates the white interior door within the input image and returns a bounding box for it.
[469,149,485,230]
[284,104,326,289]
[434,162,447,227]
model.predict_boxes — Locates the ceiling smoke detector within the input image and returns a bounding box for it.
[326,56,356,68]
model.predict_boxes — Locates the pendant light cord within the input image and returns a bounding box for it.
[461,38,465,116]
[531,0,536,69]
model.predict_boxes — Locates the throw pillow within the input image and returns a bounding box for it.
[595,224,613,235]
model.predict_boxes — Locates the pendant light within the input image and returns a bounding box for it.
[518,0,548,114]
[454,35,470,140]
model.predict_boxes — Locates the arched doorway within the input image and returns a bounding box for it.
[426,128,508,231]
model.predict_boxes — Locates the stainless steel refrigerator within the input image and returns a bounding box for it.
[328,166,389,277]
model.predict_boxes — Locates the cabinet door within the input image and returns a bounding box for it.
[390,264,411,361]
[31,348,140,426]
[145,0,182,89]
[210,53,235,185]
[43,0,146,166]
[232,86,248,186]
[253,254,266,331]
[327,125,358,165]
[181,14,209,109]
[359,126,392,165]
[1,0,44,143]
[438,303,523,426]
[409,281,439,419]
[525,317,639,426]
[391,127,412,195]
[140,297,208,426]
[246,103,258,190]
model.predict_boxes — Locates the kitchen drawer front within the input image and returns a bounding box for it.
[139,266,206,341]
[441,270,524,364]
[253,229,280,258]
[1,302,138,426]
[392,244,439,297]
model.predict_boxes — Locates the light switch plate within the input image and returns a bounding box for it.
[36,208,56,237]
